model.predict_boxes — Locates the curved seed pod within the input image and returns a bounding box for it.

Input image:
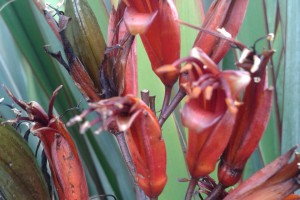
[3,86,89,200]
[0,121,50,200]
[65,0,106,91]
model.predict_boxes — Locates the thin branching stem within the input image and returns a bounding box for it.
[185,177,198,200]
[159,89,186,127]
[159,86,173,119]
[115,132,148,200]
[205,184,224,200]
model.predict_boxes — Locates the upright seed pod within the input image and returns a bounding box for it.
[65,0,106,91]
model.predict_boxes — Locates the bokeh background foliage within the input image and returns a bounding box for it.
[0,0,299,199]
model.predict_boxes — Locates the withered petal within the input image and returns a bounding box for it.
[220,70,251,99]
[117,108,143,131]
[190,48,220,75]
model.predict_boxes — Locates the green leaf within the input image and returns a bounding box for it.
[281,1,300,153]
[0,122,50,200]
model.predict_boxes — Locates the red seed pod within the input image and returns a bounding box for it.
[124,99,167,198]
[124,0,181,87]
[180,49,250,179]
[4,85,89,200]
[218,50,274,187]
[194,0,249,64]
[69,96,167,198]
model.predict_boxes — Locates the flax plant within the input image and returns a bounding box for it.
[0,0,299,200]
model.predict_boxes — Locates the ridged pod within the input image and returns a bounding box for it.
[65,0,106,91]
[0,121,50,200]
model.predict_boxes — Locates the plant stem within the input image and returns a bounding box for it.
[205,184,224,200]
[115,132,136,176]
[115,132,148,200]
[141,89,150,106]
[159,86,173,119]
[185,177,198,200]
[149,96,156,114]
[159,89,186,126]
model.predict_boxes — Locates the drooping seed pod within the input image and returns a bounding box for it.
[3,85,89,200]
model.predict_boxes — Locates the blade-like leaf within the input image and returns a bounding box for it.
[281,1,300,153]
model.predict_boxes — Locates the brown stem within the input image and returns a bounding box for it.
[158,86,172,119]
[178,19,247,50]
[205,184,224,200]
[149,96,156,114]
[115,133,136,176]
[159,89,186,126]
[185,177,198,200]
[115,133,148,200]
[141,89,150,106]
